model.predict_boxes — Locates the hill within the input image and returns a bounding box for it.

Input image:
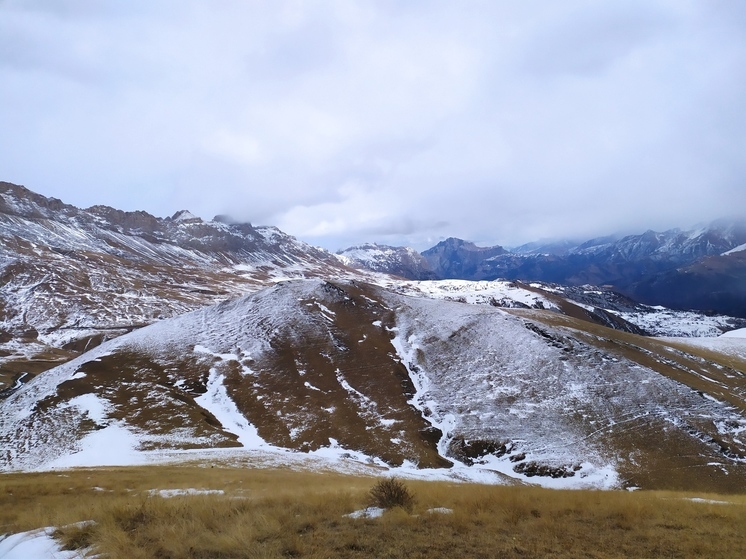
[2,279,745,492]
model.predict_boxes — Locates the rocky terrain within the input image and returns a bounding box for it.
[2,181,746,493]
[1,279,745,492]
[337,243,437,280]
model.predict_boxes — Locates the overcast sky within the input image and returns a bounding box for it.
[1,1,745,251]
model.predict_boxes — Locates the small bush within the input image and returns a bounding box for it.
[368,477,415,512]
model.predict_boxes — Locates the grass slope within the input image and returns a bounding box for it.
[1,465,745,559]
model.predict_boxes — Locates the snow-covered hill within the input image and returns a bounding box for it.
[2,279,745,492]
[378,279,746,337]
[0,181,364,378]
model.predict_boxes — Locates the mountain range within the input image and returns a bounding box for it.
[340,220,746,318]
[1,181,746,493]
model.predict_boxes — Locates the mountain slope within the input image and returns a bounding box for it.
[0,181,362,379]
[631,248,746,317]
[2,279,745,492]
[402,220,746,316]
[379,279,746,337]
[336,243,437,280]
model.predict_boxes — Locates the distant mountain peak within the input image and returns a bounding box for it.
[421,238,507,280]
[170,209,201,223]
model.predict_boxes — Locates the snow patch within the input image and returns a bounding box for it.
[0,527,81,559]
[684,498,732,505]
[426,507,454,514]
[194,369,267,448]
[721,328,746,339]
[43,424,144,469]
[345,507,385,519]
[67,393,109,424]
[148,488,225,498]
[383,279,558,311]
[611,308,738,337]
[723,242,746,256]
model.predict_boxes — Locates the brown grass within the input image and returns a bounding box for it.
[2,464,745,559]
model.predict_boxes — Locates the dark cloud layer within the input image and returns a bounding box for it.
[1,1,744,251]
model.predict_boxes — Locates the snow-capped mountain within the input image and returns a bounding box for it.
[2,279,745,492]
[2,181,746,492]
[336,243,437,280]
[0,181,360,378]
[349,220,746,317]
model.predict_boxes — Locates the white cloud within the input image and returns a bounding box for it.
[1,0,744,250]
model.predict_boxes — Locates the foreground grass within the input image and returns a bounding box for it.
[2,464,745,558]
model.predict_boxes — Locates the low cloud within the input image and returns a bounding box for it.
[1,1,744,251]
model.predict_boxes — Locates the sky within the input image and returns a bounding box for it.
[1,1,745,251]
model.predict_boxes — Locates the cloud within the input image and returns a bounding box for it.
[1,1,744,251]
[519,1,673,77]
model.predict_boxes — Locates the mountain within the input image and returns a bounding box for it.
[373,221,746,317]
[630,247,746,318]
[2,181,746,493]
[3,180,690,392]
[5,180,741,389]
[0,181,361,381]
[2,279,745,492]
[380,279,746,338]
[336,243,437,280]
[420,237,508,279]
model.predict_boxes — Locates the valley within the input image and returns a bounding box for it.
[1,181,746,557]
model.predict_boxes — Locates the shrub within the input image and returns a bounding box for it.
[368,477,415,512]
